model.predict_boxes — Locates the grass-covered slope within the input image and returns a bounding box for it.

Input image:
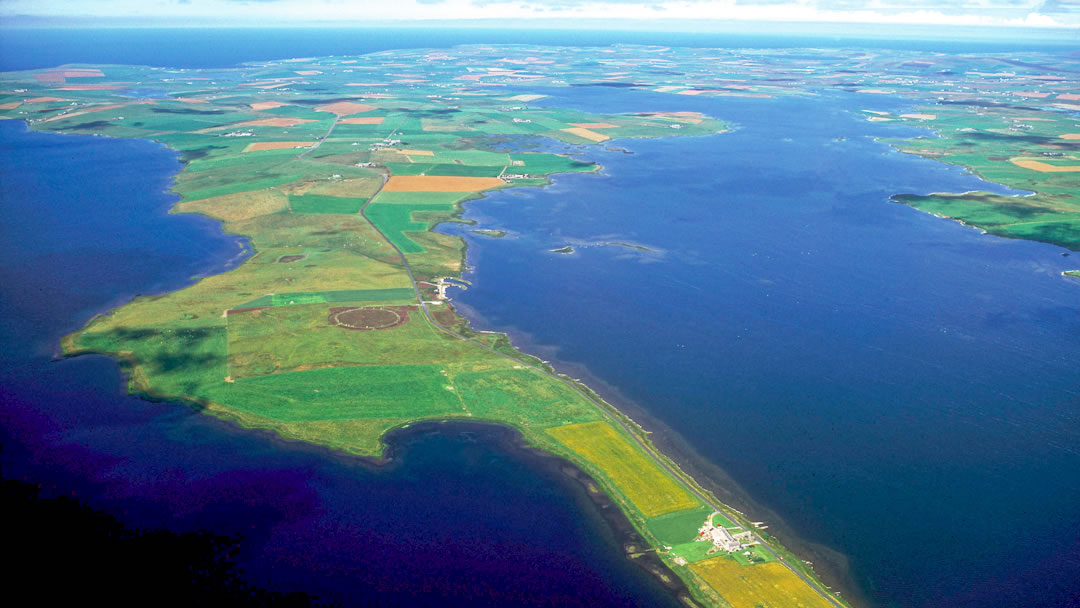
[879,106,1080,252]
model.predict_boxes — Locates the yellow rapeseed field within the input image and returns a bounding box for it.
[546,421,699,517]
[691,558,837,608]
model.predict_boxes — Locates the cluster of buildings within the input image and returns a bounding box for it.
[369,138,402,151]
[697,512,758,554]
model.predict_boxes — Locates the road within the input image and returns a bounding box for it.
[297,115,339,160]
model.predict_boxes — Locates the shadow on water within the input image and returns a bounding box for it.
[1,477,319,606]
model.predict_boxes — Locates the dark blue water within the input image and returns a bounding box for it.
[0,120,683,607]
[0,26,1075,72]
[444,87,1080,607]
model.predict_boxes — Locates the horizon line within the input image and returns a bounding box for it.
[1,16,1078,33]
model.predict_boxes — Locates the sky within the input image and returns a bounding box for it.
[1,0,1077,28]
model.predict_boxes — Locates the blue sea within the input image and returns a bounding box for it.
[2,28,1078,608]
[445,86,1080,607]
[0,26,1075,72]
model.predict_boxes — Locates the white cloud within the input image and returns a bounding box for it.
[2,0,1077,27]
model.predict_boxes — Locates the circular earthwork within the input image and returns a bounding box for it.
[331,307,401,330]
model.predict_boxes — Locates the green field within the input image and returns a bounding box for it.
[240,288,416,308]
[288,194,369,214]
[371,191,471,205]
[206,364,464,420]
[226,303,490,378]
[511,153,597,174]
[453,367,602,427]
[646,506,713,545]
[384,162,506,177]
[896,192,1080,250]
[670,540,719,563]
[890,106,1080,252]
[365,202,455,253]
[180,172,307,201]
